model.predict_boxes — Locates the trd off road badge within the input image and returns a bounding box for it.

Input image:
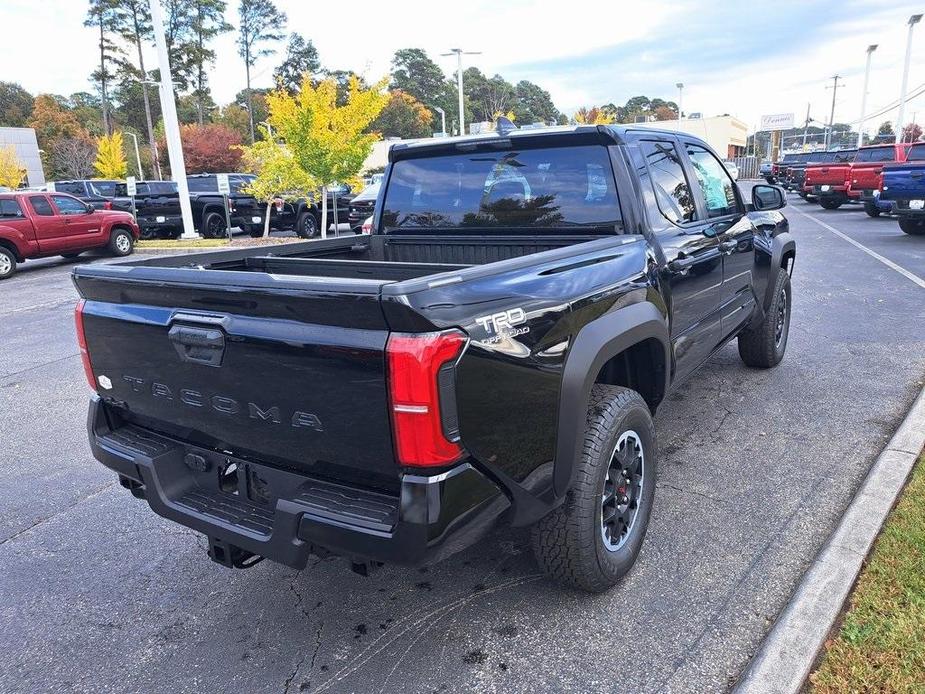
[475,307,530,344]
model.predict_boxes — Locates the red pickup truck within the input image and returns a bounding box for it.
[804,143,912,211]
[0,191,139,279]
[848,143,912,217]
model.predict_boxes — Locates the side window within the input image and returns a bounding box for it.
[55,182,84,195]
[0,199,24,217]
[29,196,54,216]
[640,140,697,225]
[684,144,739,218]
[51,195,89,215]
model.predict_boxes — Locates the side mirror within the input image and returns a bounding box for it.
[752,184,786,211]
[85,203,95,214]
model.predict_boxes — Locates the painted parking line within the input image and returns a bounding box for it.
[787,206,925,290]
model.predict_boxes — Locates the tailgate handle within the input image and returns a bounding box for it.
[168,325,225,367]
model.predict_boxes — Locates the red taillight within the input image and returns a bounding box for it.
[103,201,112,210]
[361,216,373,234]
[386,330,467,467]
[74,300,97,391]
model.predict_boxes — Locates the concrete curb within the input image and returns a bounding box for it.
[734,386,925,694]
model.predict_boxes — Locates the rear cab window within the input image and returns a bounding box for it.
[854,147,896,163]
[0,199,24,217]
[906,143,925,161]
[53,182,85,195]
[88,181,117,197]
[380,144,622,234]
[29,196,55,216]
[187,175,217,192]
[637,139,697,226]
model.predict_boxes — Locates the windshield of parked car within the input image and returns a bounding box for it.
[381,145,622,233]
[854,147,896,162]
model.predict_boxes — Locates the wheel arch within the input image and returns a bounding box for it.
[0,235,24,262]
[553,301,670,498]
[766,232,795,310]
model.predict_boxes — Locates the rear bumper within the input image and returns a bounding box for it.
[87,397,509,569]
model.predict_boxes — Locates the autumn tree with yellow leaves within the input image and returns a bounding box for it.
[0,146,25,189]
[264,74,388,237]
[94,131,127,179]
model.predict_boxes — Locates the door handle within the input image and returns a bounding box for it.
[667,256,697,273]
[719,239,738,254]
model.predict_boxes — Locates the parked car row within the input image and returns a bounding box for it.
[767,143,925,235]
[48,174,361,240]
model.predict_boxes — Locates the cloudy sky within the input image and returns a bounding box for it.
[5,0,925,135]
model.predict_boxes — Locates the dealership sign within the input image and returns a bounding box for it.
[760,113,795,130]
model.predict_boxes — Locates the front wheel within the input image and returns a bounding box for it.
[108,228,134,257]
[738,270,791,368]
[899,218,925,235]
[819,197,843,210]
[532,385,656,592]
[864,201,881,218]
[0,246,17,279]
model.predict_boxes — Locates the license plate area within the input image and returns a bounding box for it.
[178,447,280,509]
[910,199,924,210]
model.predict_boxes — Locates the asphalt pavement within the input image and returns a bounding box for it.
[1,191,923,694]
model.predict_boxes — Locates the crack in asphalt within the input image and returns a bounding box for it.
[656,482,729,505]
[0,481,116,547]
[283,570,325,693]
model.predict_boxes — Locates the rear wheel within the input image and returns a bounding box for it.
[108,228,134,257]
[296,211,319,238]
[202,211,227,239]
[0,247,17,279]
[899,218,925,235]
[532,385,656,592]
[819,197,843,210]
[738,270,791,368]
[864,201,881,218]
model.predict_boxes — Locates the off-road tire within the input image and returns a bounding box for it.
[108,228,134,257]
[899,218,925,235]
[296,211,319,238]
[738,270,791,368]
[819,198,843,210]
[531,385,656,593]
[0,246,17,279]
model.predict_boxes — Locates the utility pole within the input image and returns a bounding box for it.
[896,14,922,144]
[442,48,481,135]
[825,75,841,150]
[802,103,811,150]
[148,0,197,238]
[858,45,878,148]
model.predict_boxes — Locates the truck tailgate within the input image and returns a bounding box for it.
[881,165,925,200]
[74,266,400,491]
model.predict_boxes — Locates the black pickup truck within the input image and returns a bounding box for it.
[111,174,265,239]
[74,125,794,591]
[51,179,120,210]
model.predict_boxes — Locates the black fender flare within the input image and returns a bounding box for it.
[553,301,670,498]
[766,231,795,310]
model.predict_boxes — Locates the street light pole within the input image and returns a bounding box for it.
[434,106,446,136]
[125,131,144,179]
[442,48,481,135]
[147,0,197,238]
[858,45,877,148]
[676,82,684,127]
[896,14,922,144]
[825,74,841,150]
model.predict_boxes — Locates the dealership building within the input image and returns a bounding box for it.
[0,127,45,187]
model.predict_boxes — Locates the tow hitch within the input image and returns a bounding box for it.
[207,536,264,569]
